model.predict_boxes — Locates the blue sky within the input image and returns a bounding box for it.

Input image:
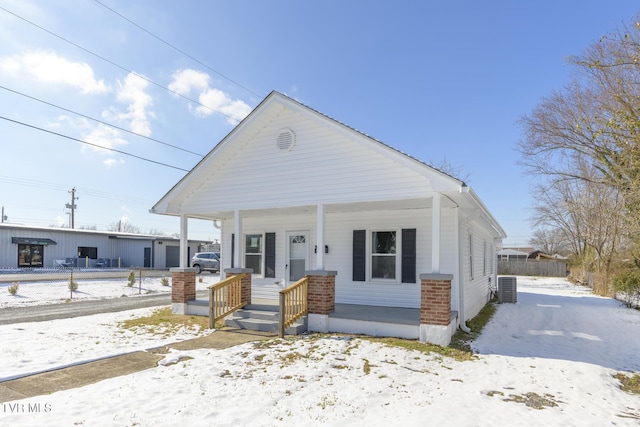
[1,1,638,245]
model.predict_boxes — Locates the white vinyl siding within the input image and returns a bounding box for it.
[221,207,458,308]
[179,107,440,214]
[462,223,497,321]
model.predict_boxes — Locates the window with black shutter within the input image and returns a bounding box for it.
[352,228,417,283]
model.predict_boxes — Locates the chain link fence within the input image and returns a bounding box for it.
[0,267,174,307]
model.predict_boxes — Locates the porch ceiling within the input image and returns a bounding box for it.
[183,197,457,221]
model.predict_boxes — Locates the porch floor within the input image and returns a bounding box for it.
[191,297,422,325]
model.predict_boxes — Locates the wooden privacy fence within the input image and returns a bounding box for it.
[208,273,247,329]
[498,260,568,277]
[279,276,308,337]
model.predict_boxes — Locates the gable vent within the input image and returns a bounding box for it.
[276,128,295,151]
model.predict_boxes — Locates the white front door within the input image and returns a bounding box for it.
[286,231,309,285]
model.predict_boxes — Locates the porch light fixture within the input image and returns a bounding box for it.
[314,245,329,254]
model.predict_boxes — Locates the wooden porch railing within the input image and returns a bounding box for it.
[208,273,247,329]
[278,276,309,337]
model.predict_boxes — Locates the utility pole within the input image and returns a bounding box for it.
[1,206,6,223]
[66,188,78,229]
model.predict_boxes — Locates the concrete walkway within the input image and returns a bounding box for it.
[0,327,276,402]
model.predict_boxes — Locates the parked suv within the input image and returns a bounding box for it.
[191,252,220,273]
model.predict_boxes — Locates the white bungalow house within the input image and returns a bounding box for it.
[151,91,506,345]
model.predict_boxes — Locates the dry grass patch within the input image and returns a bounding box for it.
[614,372,640,394]
[449,301,497,353]
[118,307,214,337]
[364,336,475,362]
[487,390,561,409]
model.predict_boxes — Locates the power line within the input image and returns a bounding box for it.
[0,85,205,158]
[0,115,190,172]
[0,175,154,206]
[0,4,248,123]
[92,0,261,99]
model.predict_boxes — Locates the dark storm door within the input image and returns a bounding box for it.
[18,244,44,268]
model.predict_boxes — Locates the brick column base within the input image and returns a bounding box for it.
[419,273,455,346]
[307,270,337,315]
[306,270,337,334]
[224,268,253,305]
[171,268,197,303]
[170,268,197,315]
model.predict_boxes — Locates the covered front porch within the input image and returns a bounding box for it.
[169,194,465,345]
[188,296,458,339]
[184,295,458,341]
[171,268,459,346]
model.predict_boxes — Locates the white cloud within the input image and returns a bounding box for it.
[168,69,210,95]
[103,158,124,168]
[83,124,128,155]
[169,68,251,125]
[0,51,108,94]
[195,88,252,124]
[54,216,66,227]
[109,73,154,137]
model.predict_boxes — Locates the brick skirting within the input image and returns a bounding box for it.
[307,270,337,315]
[171,268,196,303]
[420,274,452,326]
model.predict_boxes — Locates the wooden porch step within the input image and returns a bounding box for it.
[225,308,307,335]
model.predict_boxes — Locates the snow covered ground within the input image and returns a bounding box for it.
[1,276,639,426]
[0,273,219,308]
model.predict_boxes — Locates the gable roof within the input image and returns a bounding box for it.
[151,91,506,239]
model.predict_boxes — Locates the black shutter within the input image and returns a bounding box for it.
[402,228,416,283]
[231,233,235,268]
[353,230,366,281]
[265,232,276,278]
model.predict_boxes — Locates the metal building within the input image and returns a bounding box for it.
[0,223,209,269]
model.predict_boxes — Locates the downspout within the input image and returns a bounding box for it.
[457,207,471,333]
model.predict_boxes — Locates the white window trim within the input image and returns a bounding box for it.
[368,229,400,284]
[469,234,474,280]
[243,232,264,277]
[483,239,487,276]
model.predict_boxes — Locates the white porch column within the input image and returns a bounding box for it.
[431,193,441,274]
[316,204,325,270]
[179,214,188,268]
[233,210,242,268]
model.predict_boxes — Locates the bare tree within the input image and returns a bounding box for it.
[530,162,626,272]
[147,228,167,236]
[109,220,141,234]
[428,157,471,183]
[519,14,640,276]
[529,227,568,255]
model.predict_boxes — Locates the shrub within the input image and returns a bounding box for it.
[68,277,78,293]
[613,269,640,308]
[8,282,19,295]
[127,270,136,287]
[160,277,170,287]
